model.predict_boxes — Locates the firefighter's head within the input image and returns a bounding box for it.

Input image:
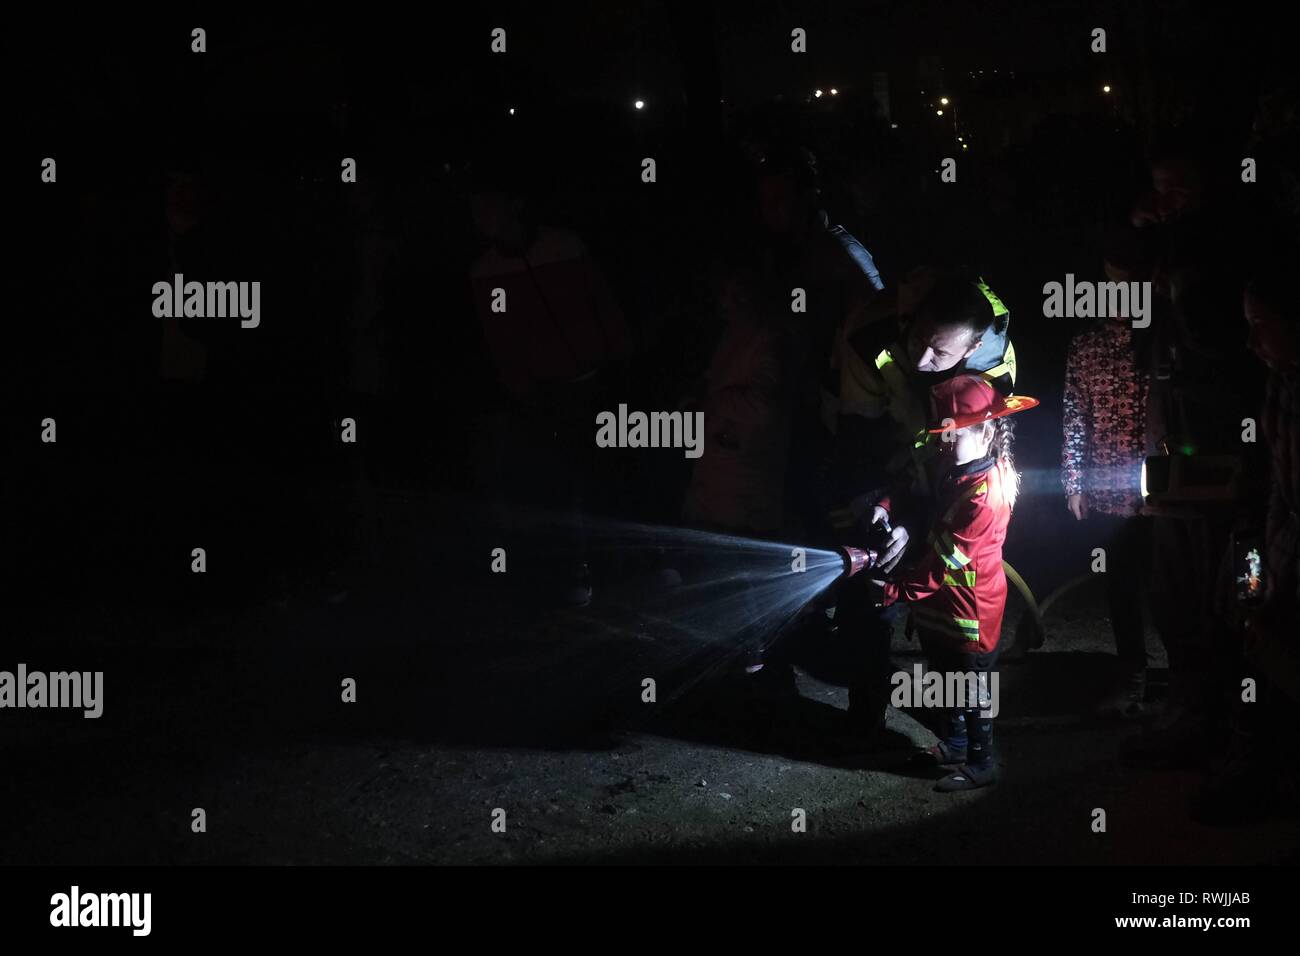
[904,276,996,373]
[1245,265,1299,371]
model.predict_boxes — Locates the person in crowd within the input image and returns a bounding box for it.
[1188,262,1300,824]
[1061,223,1157,717]
[468,164,633,606]
[679,261,796,676]
[1123,139,1263,766]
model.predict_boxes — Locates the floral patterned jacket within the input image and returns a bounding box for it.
[1061,319,1148,516]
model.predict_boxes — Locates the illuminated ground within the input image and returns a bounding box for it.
[6,494,1299,866]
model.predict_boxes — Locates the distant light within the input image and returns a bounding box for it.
[940,96,949,105]
[830,88,838,95]
[962,143,968,149]
[1102,85,1111,94]
[634,99,645,110]
[957,136,964,141]
[508,107,515,115]
[890,123,899,129]
[936,109,944,116]
[814,89,823,98]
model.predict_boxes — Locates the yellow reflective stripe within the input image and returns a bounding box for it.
[910,606,978,642]
[874,350,907,397]
[933,531,970,568]
[976,279,1009,317]
[935,538,967,567]
[943,570,977,587]
[932,535,958,569]
[979,341,1018,387]
[981,362,1011,380]
[910,606,963,634]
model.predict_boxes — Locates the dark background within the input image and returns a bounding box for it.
[6,2,1298,864]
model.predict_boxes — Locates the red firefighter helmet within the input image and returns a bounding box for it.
[926,374,1040,433]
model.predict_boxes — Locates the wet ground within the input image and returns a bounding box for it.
[6,491,1299,866]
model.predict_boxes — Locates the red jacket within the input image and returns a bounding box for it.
[882,457,1011,653]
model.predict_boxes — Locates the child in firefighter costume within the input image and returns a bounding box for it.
[876,374,1039,791]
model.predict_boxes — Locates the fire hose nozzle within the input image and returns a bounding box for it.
[840,546,875,578]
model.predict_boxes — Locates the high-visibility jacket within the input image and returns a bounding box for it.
[881,455,1011,654]
[826,278,1017,532]
[838,278,1016,426]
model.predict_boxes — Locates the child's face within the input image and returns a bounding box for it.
[944,421,993,466]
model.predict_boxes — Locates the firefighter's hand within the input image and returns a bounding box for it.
[874,520,910,573]
[1067,493,1089,521]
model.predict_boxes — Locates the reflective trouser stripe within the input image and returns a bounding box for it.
[943,571,977,586]
[912,606,981,643]
[911,606,979,642]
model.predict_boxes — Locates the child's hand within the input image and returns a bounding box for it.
[875,523,909,573]
[1066,493,1088,521]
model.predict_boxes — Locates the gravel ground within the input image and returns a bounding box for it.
[6,495,1299,866]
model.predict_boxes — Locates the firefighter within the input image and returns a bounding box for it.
[823,270,1018,743]
[874,374,1040,790]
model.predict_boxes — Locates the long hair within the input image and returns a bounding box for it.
[989,416,1020,509]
